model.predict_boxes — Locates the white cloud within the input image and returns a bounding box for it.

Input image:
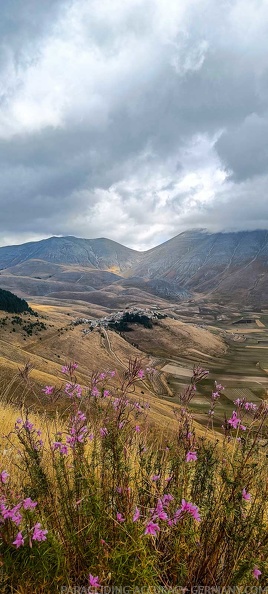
[0,0,268,248]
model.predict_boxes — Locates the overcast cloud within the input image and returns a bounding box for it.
[0,0,268,250]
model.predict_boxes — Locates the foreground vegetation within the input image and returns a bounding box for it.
[0,358,267,592]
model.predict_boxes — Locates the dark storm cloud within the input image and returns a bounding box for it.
[216,115,268,181]
[0,0,268,249]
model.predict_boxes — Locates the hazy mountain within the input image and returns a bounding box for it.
[133,229,268,304]
[1,230,268,305]
[0,236,140,271]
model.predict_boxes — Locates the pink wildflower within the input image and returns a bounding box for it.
[100,427,108,437]
[154,499,168,521]
[186,451,198,462]
[98,372,106,380]
[0,471,9,484]
[135,425,141,433]
[32,522,48,541]
[151,474,160,482]
[242,488,251,501]
[253,567,262,580]
[137,369,145,379]
[175,499,201,523]
[91,386,100,397]
[24,420,34,431]
[133,507,140,522]
[116,512,125,523]
[9,504,22,525]
[42,385,54,395]
[162,494,174,505]
[244,401,257,411]
[103,390,110,398]
[60,444,69,455]
[62,362,78,375]
[228,411,246,430]
[13,531,24,548]
[23,497,38,510]
[89,574,101,588]
[144,521,160,536]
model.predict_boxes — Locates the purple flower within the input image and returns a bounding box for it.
[137,369,145,379]
[24,420,34,431]
[144,521,160,536]
[23,497,38,510]
[175,499,201,523]
[89,574,101,588]
[242,488,251,501]
[103,390,110,398]
[100,427,108,437]
[60,444,69,455]
[186,451,198,462]
[9,505,22,525]
[98,372,106,380]
[244,401,257,411]
[135,425,140,433]
[253,567,262,580]
[13,531,24,548]
[91,386,100,397]
[62,362,78,375]
[0,471,9,484]
[211,391,220,400]
[116,512,125,523]
[42,385,54,395]
[151,474,160,482]
[32,522,48,541]
[228,411,246,430]
[162,494,174,505]
[133,507,140,522]
[153,499,168,521]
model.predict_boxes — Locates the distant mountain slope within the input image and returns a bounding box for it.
[1,230,268,305]
[0,236,141,272]
[132,229,268,305]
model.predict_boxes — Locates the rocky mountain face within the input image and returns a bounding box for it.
[131,229,268,305]
[0,236,140,271]
[1,230,268,305]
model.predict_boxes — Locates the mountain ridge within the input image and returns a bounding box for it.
[1,229,268,305]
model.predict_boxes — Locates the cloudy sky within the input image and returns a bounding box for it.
[0,0,268,250]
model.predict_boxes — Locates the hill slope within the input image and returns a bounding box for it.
[1,230,268,305]
[131,229,268,305]
[0,236,141,272]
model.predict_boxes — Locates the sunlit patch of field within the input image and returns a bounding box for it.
[161,364,193,378]
[223,386,261,403]
[227,328,266,334]
[256,319,265,327]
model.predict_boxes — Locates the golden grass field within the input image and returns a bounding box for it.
[0,302,227,433]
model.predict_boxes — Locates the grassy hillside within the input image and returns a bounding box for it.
[0,359,267,592]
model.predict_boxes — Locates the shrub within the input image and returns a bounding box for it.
[0,359,267,592]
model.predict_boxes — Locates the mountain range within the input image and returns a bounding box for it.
[1,229,268,306]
